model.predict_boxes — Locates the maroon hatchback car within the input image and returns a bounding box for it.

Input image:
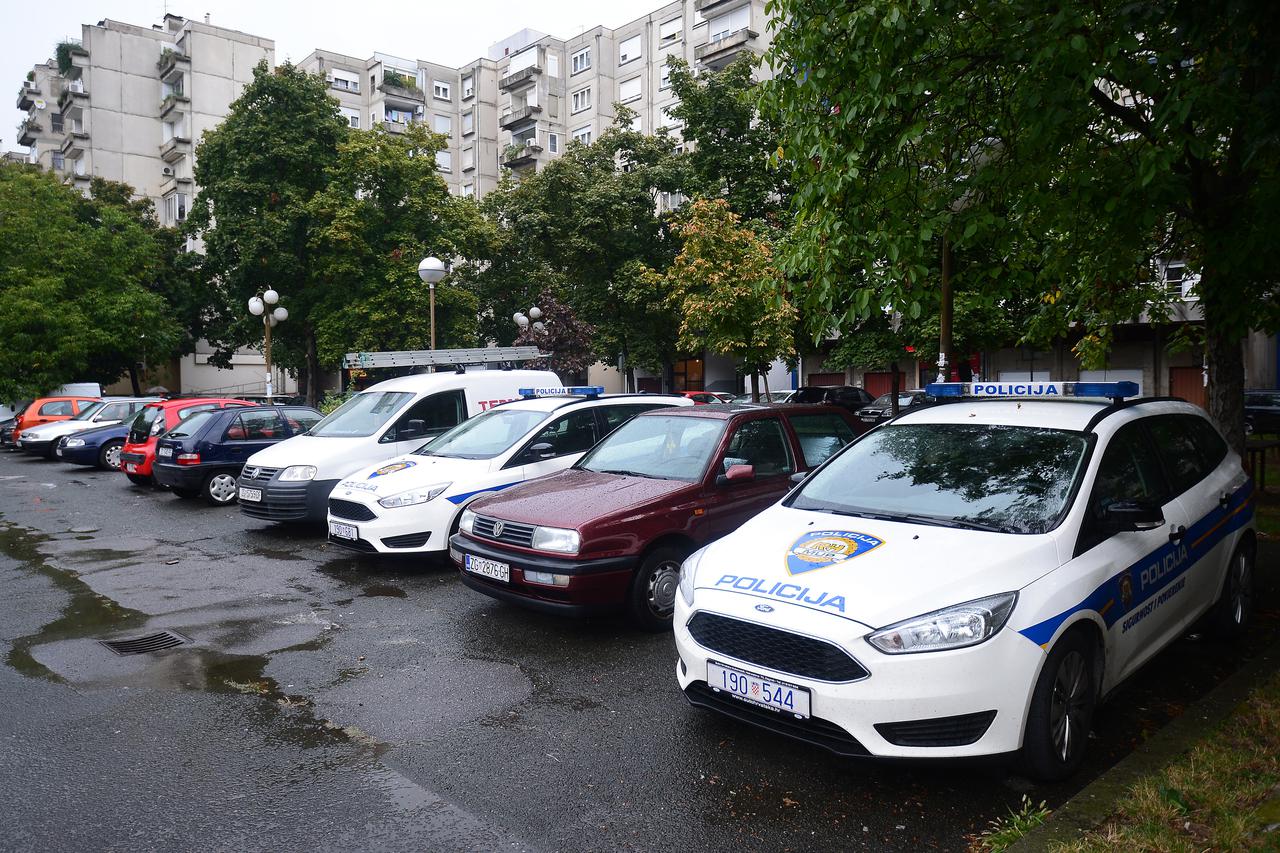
[449,404,860,630]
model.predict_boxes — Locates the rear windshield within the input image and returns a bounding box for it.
[788,423,1089,534]
[308,392,414,438]
[129,407,161,443]
[416,408,547,459]
[166,410,217,439]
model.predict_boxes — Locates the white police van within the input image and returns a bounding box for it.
[325,387,691,554]
[674,381,1255,780]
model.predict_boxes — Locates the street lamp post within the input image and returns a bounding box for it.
[248,289,288,398]
[418,256,447,350]
[512,304,544,336]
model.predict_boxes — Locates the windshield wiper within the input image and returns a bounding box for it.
[801,507,1012,533]
[594,468,662,479]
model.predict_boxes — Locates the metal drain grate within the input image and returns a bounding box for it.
[99,630,191,656]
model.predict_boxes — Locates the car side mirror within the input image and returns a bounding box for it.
[1101,500,1165,532]
[398,418,426,440]
[530,442,556,460]
[789,471,806,485]
[716,463,755,486]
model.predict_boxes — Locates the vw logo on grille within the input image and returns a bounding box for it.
[754,604,774,613]
[244,466,258,478]
[492,520,505,538]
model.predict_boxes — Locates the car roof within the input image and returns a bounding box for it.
[892,397,1207,432]
[31,395,98,403]
[637,402,843,421]
[364,369,557,393]
[498,393,682,413]
[147,397,250,409]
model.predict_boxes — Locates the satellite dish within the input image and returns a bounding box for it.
[34,99,46,110]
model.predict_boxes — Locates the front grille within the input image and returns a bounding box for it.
[685,681,869,757]
[875,711,997,747]
[472,515,536,548]
[382,531,431,549]
[239,483,308,521]
[687,612,868,682]
[99,630,190,656]
[120,452,146,464]
[239,465,280,482]
[329,499,377,522]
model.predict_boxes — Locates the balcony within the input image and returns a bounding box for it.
[160,135,191,163]
[17,119,41,147]
[501,141,542,168]
[16,82,38,111]
[160,93,189,118]
[160,172,193,195]
[157,49,189,78]
[381,119,410,134]
[60,128,89,157]
[58,81,88,112]
[499,104,542,129]
[378,78,425,107]
[694,0,742,11]
[695,28,761,70]
[499,65,541,92]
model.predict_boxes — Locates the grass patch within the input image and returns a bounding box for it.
[971,795,1051,852]
[1049,667,1280,852]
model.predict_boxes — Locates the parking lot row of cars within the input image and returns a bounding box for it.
[3,373,1259,782]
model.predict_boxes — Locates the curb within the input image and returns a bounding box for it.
[1009,632,1280,850]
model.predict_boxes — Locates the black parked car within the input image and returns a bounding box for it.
[791,385,874,414]
[1245,389,1280,436]
[151,404,323,505]
[854,389,937,427]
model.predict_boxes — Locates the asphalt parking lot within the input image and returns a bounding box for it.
[0,451,1275,852]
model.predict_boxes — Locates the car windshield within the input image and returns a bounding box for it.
[792,388,830,404]
[871,393,919,408]
[577,414,726,481]
[415,408,547,459]
[787,423,1089,534]
[167,410,216,439]
[70,402,106,421]
[307,391,414,438]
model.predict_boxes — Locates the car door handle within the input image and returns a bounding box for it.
[1219,492,1231,510]
[1168,525,1187,543]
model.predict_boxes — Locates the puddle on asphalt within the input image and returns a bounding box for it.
[362,584,407,598]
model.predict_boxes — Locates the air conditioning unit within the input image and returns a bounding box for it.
[162,166,175,176]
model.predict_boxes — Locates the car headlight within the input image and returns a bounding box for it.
[867,592,1018,654]
[65,438,86,448]
[279,465,318,482]
[531,525,580,554]
[377,482,451,508]
[459,508,477,535]
[679,546,708,606]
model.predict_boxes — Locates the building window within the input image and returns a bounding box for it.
[659,18,682,42]
[658,191,687,213]
[436,150,452,172]
[73,157,86,176]
[51,153,65,171]
[619,77,641,103]
[619,35,642,64]
[547,54,559,77]
[462,111,474,135]
[509,46,539,74]
[571,47,591,75]
[463,146,475,170]
[548,132,559,153]
[433,114,452,135]
[571,87,591,113]
[461,74,474,98]
[571,125,591,145]
[50,112,64,133]
[628,114,643,133]
[433,81,451,101]
[340,107,360,128]
[371,111,378,127]
[163,191,188,225]
[462,184,474,198]
[660,103,682,129]
[660,60,673,90]
[709,5,751,41]
[370,74,377,91]
[331,68,360,93]
[385,107,414,125]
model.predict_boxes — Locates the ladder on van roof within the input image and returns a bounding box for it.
[342,346,548,370]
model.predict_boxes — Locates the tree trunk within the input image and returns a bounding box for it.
[749,371,760,402]
[937,233,953,382]
[305,328,321,407]
[761,364,771,399]
[128,363,141,396]
[1206,325,1246,456]
[889,360,900,417]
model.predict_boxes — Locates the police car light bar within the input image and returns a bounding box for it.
[518,385,604,399]
[925,381,1140,401]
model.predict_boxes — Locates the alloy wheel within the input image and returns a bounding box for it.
[1049,650,1089,763]
[1231,549,1253,626]
[104,444,121,469]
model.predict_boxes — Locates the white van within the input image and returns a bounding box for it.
[236,369,561,523]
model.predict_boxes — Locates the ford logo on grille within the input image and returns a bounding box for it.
[754,604,774,613]
[492,520,505,537]
[243,466,258,478]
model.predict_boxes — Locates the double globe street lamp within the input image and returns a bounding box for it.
[513,305,545,335]
[418,256,447,350]
[248,289,288,398]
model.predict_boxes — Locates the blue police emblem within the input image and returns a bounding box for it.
[369,460,416,478]
[785,530,883,575]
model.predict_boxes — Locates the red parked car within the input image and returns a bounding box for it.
[12,396,99,445]
[119,398,252,485]
[450,403,860,630]
[680,391,734,405]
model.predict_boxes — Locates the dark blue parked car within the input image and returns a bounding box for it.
[152,404,323,505]
[56,421,134,469]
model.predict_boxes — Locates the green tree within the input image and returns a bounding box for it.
[763,0,1280,449]
[0,165,183,399]
[189,60,349,403]
[651,199,797,399]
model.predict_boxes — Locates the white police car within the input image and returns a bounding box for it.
[326,388,691,555]
[674,381,1255,780]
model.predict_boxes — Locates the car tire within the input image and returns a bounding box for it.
[97,440,123,470]
[172,487,200,499]
[1208,543,1254,641]
[1020,628,1097,782]
[627,545,687,633]
[204,472,239,506]
[126,473,151,486]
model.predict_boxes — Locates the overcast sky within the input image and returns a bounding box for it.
[6,0,664,146]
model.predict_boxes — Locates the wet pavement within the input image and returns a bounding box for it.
[0,451,1275,852]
